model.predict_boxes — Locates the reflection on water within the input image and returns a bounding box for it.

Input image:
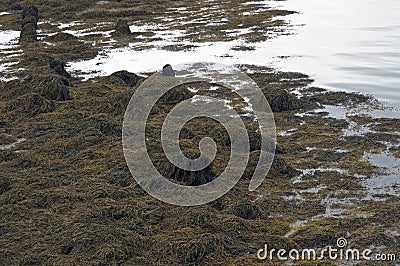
[268,0,400,108]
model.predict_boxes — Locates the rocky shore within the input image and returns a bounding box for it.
[0,1,399,265]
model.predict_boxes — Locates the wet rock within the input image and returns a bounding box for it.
[21,5,39,28]
[159,86,192,104]
[49,59,71,78]
[3,75,70,101]
[266,88,295,112]
[112,19,131,36]
[19,22,37,43]
[110,70,143,87]
[162,64,175,77]
[229,203,261,220]
[155,150,215,186]
[174,165,214,186]
[19,5,39,43]
[271,156,300,178]
[42,77,70,101]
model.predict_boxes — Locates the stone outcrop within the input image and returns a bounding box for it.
[19,5,38,43]
[111,19,131,36]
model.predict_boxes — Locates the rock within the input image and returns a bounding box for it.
[110,70,143,87]
[49,59,71,78]
[44,77,70,101]
[111,19,131,36]
[155,149,215,186]
[174,165,214,186]
[3,75,70,101]
[263,87,297,112]
[159,86,192,104]
[19,5,39,43]
[19,22,37,43]
[162,64,175,77]
[271,156,300,178]
[21,5,39,28]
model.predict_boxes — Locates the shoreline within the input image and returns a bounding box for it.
[0,1,399,265]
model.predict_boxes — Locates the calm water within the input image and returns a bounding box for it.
[268,0,400,108]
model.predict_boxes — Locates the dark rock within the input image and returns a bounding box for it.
[110,70,143,87]
[111,19,131,36]
[21,5,39,28]
[19,22,37,43]
[271,156,300,178]
[45,78,70,101]
[155,150,215,186]
[162,64,175,77]
[22,5,38,23]
[19,5,39,44]
[49,59,70,78]
[269,90,294,112]
[174,165,214,186]
[159,86,192,104]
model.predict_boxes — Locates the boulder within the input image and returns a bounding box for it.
[159,86,192,104]
[263,87,297,112]
[111,19,131,36]
[19,22,37,43]
[19,5,39,43]
[110,70,143,87]
[162,64,175,77]
[21,5,39,28]
[49,59,71,78]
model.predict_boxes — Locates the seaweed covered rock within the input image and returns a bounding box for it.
[6,93,55,116]
[39,76,70,101]
[271,156,300,178]
[20,23,37,43]
[153,148,215,186]
[19,5,39,43]
[111,19,131,36]
[159,86,193,104]
[3,75,70,101]
[263,87,299,112]
[45,32,77,42]
[21,5,39,28]
[110,70,143,87]
[49,59,70,78]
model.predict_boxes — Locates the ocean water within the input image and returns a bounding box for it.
[66,0,400,109]
[268,0,400,108]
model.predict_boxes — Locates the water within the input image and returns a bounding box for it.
[66,0,400,109]
[267,0,400,108]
